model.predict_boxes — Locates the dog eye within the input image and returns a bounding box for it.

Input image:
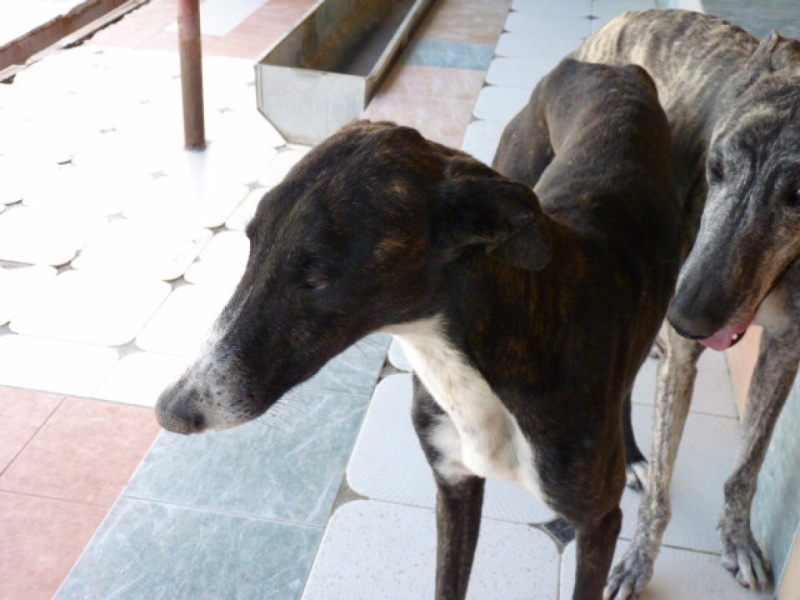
[302,275,329,291]
[707,159,724,183]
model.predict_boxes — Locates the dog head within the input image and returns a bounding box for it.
[668,32,800,348]
[156,121,551,433]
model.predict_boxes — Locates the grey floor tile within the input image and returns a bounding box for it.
[299,334,391,398]
[126,389,372,526]
[56,498,322,600]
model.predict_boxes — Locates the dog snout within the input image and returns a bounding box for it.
[155,380,208,435]
[666,291,723,340]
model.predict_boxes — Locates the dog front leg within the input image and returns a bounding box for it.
[605,325,705,599]
[411,375,485,600]
[573,507,623,600]
[433,475,485,600]
[719,319,800,590]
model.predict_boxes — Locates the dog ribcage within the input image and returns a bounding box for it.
[388,316,545,500]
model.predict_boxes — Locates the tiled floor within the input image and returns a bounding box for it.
[0,0,793,598]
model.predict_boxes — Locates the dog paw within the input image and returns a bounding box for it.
[720,525,771,591]
[625,459,648,492]
[603,545,654,600]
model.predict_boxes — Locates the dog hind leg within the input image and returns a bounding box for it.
[605,326,705,599]
[719,317,800,590]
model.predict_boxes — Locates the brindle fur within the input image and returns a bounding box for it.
[157,58,680,600]
[574,9,800,598]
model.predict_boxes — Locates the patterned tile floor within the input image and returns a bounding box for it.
[0,0,792,598]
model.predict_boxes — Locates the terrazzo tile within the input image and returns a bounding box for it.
[0,387,62,472]
[300,334,391,398]
[303,500,560,600]
[378,65,488,100]
[135,283,235,356]
[0,335,118,397]
[461,118,507,166]
[620,403,742,554]
[55,498,322,600]
[167,0,266,36]
[417,0,510,45]
[495,31,583,61]
[123,176,249,229]
[183,229,250,286]
[92,352,191,407]
[485,56,555,89]
[347,374,555,524]
[472,85,531,122]
[126,390,371,526]
[0,397,160,506]
[0,206,107,266]
[559,539,772,600]
[0,492,107,600]
[0,264,57,326]
[11,270,171,347]
[72,219,213,281]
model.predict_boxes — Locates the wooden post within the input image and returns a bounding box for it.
[177,0,206,149]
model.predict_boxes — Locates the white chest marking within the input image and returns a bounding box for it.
[386,317,544,500]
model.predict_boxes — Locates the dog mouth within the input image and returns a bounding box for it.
[699,313,755,351]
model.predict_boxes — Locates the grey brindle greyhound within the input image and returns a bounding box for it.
[575,9,800,599]
[157,59,680,599]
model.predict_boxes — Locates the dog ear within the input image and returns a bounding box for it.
[430,169,552,271]
[739,31,800,90]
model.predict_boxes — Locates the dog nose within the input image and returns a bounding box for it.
[666,295,720,340]
[155,381,207,435]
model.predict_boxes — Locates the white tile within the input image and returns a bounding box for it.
[10,270,171,347]
[0,119,91,163]
[620,403,742,554]
[347,374,555,524]
[303,500,560,600]
[93,351,190,407]
[512,0,592,17]
[184,230,250,286]
[135,284,235,357]
[122,176,248,229]
[472,85,530,123]
[0,206,107,266]
[461,119,507,167]
[0,157,59,206]
[387,339,412,372]
[496,31,584,62]
[0,334,118,397]
[225,187,269,231]
[505,11,591,38]
[72,219,213,281]
[0,264,57,326]
[23,165,152,217]
[486,57,554,89]
[211,109,286,149]
[161,139,279,188]
[258,148,313,189]
[559,539,772,600]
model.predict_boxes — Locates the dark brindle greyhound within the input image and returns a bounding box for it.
[575,9,800,599]
[156,59,680,599]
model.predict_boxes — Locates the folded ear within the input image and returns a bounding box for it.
[430,168,552,271]
[738,31,800,90]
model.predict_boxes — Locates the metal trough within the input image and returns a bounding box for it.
[255,0,433,145]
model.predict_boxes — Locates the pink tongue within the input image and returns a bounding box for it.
[700,314,755,351]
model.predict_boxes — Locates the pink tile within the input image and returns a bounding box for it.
[0,387,62,473]
[380,66,487,101]
[0,491,106,600]
[364,93,473,147]
[417,0,512,44]
[0,398,161,506]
